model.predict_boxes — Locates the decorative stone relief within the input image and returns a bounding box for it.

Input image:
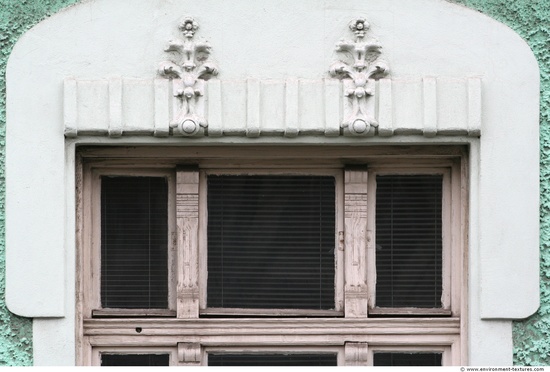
[158,17,218,136]
[330,18,389,136]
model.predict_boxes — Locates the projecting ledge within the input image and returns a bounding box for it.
[63,77,482,139]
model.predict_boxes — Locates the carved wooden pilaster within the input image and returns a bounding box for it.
[177,342,201,366]
[176,168,200,318]
[344,169,369,317]
[345,342,369,366]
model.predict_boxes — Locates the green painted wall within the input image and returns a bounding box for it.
[448,1,550,365]
[0,0,548,366]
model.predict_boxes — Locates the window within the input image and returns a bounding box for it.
[83,169,176,318]
[203,170,343,315]
[100,176,169,310]
[367,166,460,316]
[92,347,177,366]
[208,353,338,366]
[367,345,453,366]
[206,347,342,366]
[77,146,466,366]
[373,352,442,367]
[101,353,171,366]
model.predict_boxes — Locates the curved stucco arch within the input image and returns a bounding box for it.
[5,0,539,365]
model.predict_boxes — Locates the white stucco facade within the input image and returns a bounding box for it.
[5,0,540,365]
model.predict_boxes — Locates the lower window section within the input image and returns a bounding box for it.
[92,346,452,366]
[373,352,442,366]
[208,353,338,366]
[101,353,170,366]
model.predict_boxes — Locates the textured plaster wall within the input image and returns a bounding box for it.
[0,0,548,366]
[450,0,550,366]
[0,0,79,365]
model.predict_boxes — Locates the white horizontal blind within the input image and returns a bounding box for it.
[101,354,170,366]
[375,175,443,308]
[208,354,338,366]
[100,177,169,309]
[207,175,336,310]
[373,352,442,366]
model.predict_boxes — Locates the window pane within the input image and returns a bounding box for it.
[207,175,335,310]
[101,353,170,366]
[374,352,442,366]
[375,175,443,308]
[208,354,337,366]
[101,177,169,309]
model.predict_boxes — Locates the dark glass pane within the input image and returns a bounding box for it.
[375,175,443,308]
[374,352,442,366]
[207,175,335,310]
[101,353,170,366]
[209,354,337,366]
[101,177,169,309]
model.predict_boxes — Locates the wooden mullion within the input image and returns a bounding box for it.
[90,171,102,313]
[344,168,369,317]
[177,343,201,366]
[442,171,453,310]
[75,155,86,365]
[345,342,368,366]
[451,162,462,317]
[176,167,200,318]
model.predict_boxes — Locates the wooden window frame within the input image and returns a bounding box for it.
[366,164,462,316]
[367,343,457,366]
[92,347,178,366]
[204,345,344,366]
[82,167,177,318]
[76,145,467,366]
[198,168,345,317]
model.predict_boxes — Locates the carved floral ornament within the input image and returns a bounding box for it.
[330,17,389,135]
[158,17,218,136]
[157,16,387,137]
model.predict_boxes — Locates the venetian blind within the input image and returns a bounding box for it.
[207,175,335,310]
[208,354,337,366]
[374,352,442,366]
[101,354,170,366]
[101,177,169,309]
[375,175,443,308]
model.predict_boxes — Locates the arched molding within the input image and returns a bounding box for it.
[5,0,539,365]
